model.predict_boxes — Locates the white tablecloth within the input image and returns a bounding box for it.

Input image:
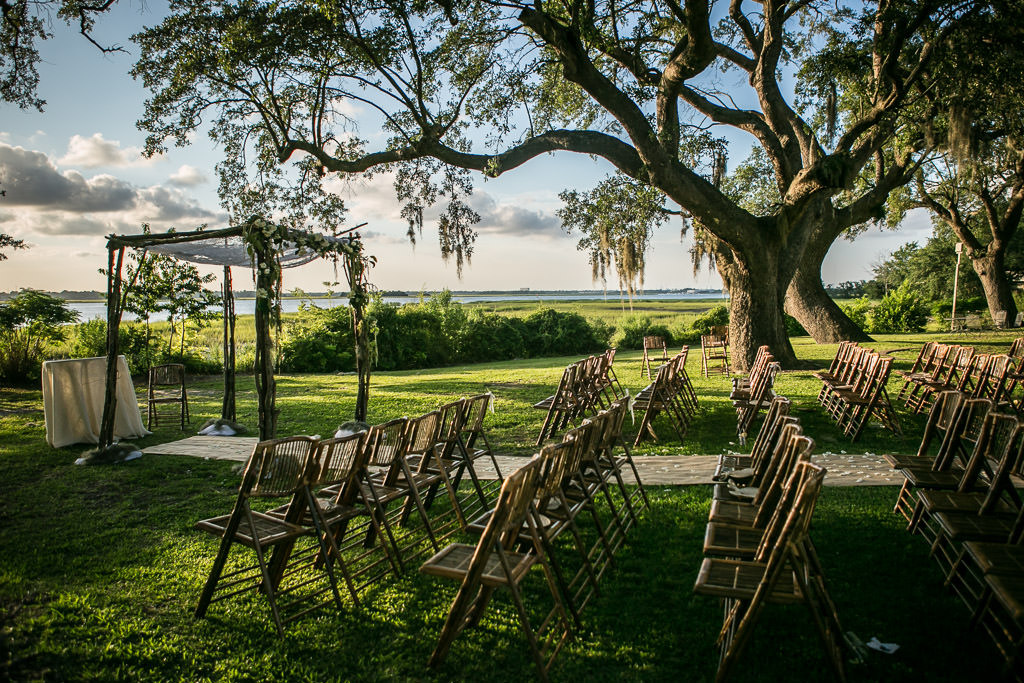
[42,356,150,448]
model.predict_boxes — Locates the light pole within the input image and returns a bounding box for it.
[951,242,963,331]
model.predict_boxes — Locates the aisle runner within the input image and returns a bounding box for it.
[144,436,904,486]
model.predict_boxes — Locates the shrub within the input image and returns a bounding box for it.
[0,290,79,384]
[522,308,610,356]
[839,297,873,332]
[70,319,213,374]
[459,310,528,362]
[870,283,928,333]
[616,315,673,349]
[785,314,808,337]
[279,304,355,373]
[690,305,730,335]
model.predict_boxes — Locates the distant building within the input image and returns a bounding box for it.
[519,287,530,292]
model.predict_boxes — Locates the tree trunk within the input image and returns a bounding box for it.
[787,263,873,344]
[970,251,1018,326]
[718,247,797,371]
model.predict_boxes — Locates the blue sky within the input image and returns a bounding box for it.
[0,1,933,295]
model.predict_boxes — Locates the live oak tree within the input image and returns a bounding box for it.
[133,0,987,368]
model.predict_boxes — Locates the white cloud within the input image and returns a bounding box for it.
[57,133,156,168]
[168,164,208,187]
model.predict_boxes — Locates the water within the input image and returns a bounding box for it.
[66,291,726,322]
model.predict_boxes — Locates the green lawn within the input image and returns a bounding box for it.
[1,331,1019,681]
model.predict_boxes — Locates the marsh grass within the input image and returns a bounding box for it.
[2,329,1019,681]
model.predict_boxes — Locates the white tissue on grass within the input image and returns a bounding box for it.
[866,637,899,654]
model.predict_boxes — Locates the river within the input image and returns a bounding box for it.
[65,291,726,322]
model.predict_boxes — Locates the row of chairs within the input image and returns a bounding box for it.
[695,396,849,682]
[814,341,901,441]
[729,345,780,442]
[632,347,699,446]
[898,339,1024,414]
[533,349,624,445]
[886,390,1024,679]
[192,393,503,636]
[420,400,649,681]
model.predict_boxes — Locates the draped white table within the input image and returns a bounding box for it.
[41,356,150,448]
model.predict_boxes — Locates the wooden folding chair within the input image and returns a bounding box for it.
[701,326,731,377]
[359,417,439,569]
[534,362,580,445]
[632,360,689,446]
[704,432,815,559]
[695,462,847,682]
[893,397,994,521]
[147,362,189,429]
[734,362,780,442]
[194,436,341,636]
[641,335,668,379]
[731,345,771,401]
[304,432,401,592]
[421,458,572,682]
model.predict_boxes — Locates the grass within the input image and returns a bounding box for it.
[1,330,1020,681]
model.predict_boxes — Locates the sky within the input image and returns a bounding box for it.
[0,1,935,296]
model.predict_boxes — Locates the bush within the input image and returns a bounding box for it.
[522,308,611,356]
[839,297,873,332]
[70,318,216,375]
[690,305,730,335]
[616,315,673,349]
[0,290,79,384]
[459,310,528,362]
[279,304,355,373]
[785,314,807,337]
[870,283,928,333]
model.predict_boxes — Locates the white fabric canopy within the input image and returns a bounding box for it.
[147,233,354,269]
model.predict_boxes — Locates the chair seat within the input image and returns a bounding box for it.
[884,453,935,469]
[195,510,307,548]
[917,490,1017,515]
[963,541,1024,576]
[932,510,1019,542]
[899,466,966,488]
[703,522,763,558]
[708,499,756,526]
[420,543,535,586]
[693,557,803,602]
[985,573,1024,621]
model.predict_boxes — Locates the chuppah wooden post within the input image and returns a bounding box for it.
[221,265,236,422]
[98,244,125,449]
[254,250,277,440]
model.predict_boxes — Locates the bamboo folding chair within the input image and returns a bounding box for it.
[147,362,189,429]
[641,335,668,379]
[632,359,690,446]
[903,344,961,413]
[303,432,401,593]
[969,571,1024,679]
[816,344,867,415]
[359,417,440,569]
[716,396,792,476]
[193,436,343,636]
[703,432,815,559]
[430,398,493,524]
[598,348,625,400]
[908,413,1022,541]
[829,354,900,441]
[885,390,965,470]
[695,462,847,682]
[421,458,573,682]
[534,362,580,445]
[588,400,650,529]
[945,505,1024,618]
[734,361,781,443]
[895,341,937,400]
[701,326,731,377]
[893,397,995,521]
[395,410,464,539]
[673,346,700,414]
[731,345,771,401]
[710,422,806,526]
